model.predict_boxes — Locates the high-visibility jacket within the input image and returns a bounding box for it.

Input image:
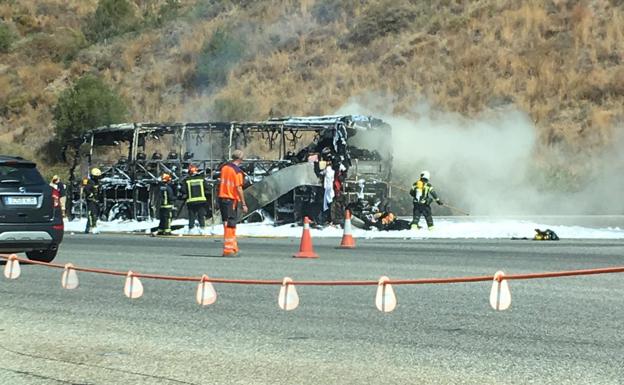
[183,175,208,203]
[410,179,438,205]
[159,183,174,208]
[83,179,100,203]
[218,162,244,202]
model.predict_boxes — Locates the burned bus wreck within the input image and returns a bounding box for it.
[65,115,393,227]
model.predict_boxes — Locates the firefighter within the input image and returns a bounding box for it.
[181,164,210,234]
[218,149,248,257]
[410,170,443,230]
[83,167,102,234]
[157,173,175,235]
[363,202,411,231]
[363,206,392,231]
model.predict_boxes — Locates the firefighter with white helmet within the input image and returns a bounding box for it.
[83,167,102,234]
[410,170,443,230]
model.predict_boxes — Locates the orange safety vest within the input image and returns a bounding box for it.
[218,163,244,202]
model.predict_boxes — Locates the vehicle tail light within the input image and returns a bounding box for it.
[53,223,64,231]
[52,188,60,208]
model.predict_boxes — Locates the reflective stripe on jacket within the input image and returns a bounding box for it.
[186,178,207,203]
[160,184,174,208]
[412,179,437,205]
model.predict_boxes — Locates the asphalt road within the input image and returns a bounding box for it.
[1,234,623,385]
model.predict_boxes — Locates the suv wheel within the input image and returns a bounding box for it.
[26,247,58,263]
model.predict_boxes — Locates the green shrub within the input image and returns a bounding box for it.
[144,0,183,27]
[5,93,29,115]
[347,1,417,45]
[0,23,16,53]
[53,75,128,144]
[53,28,88,62]
[83,0,139,43]
[22,29,87,63]
[195,28,245,89]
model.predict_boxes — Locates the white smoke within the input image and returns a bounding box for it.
[337,97,624,215]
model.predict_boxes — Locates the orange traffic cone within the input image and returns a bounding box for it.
[293,216,319,258]
[337,209,356,249]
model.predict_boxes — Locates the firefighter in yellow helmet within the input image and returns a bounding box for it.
[84,167,102,234]
[410,170,443,230]
[157,173,175,235]
[180,164,210,234]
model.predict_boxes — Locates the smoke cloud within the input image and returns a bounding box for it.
[337,97,624,215]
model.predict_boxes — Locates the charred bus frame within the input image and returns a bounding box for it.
[65,115,392,224]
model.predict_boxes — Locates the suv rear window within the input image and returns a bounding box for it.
[0,164,45,186]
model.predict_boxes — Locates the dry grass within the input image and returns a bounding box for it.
[34,60,63,84]
[0,0,623,169]
[119,34,157,72]
[0,74,11,106]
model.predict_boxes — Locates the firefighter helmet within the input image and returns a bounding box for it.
[90,167,102,177]
[420,170,430,180]
[161,173,172,183]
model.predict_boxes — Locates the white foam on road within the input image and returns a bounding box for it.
[64,217,624,239]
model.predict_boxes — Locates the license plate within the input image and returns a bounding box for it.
[5,196,38,205]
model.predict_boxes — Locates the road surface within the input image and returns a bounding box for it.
[1,234,623,384]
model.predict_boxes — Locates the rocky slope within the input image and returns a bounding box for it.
[0,0,622,177]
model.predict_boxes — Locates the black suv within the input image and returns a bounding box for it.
[0,156,63,262]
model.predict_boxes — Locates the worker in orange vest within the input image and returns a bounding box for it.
[218,149,248,257]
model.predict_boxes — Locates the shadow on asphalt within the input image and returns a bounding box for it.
[179,253,236,258]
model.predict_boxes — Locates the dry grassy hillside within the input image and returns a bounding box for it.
[0,0,623,177]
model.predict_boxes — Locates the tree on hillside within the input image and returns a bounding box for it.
[53,75,128,144]
[83,0,139,43]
